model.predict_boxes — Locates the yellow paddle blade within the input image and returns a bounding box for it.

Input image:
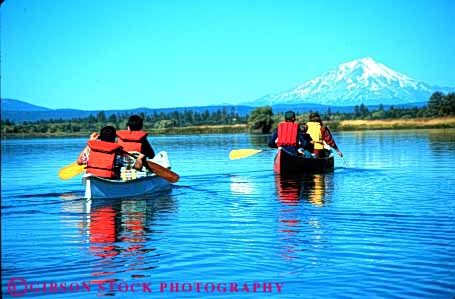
[229,149,263,160]
[58,162,86,180]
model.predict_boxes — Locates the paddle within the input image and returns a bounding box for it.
[122,151,179,183]
[322,140,348,167]
[229,148,270,160]
[58,162,86,180]
[323,142,346,162]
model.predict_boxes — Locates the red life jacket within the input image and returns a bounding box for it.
[277,122,299,146]
[86,140,122,178]
[116,130,148,152]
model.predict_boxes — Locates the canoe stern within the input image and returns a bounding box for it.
[274,149,334,175]
[83,174,171,199]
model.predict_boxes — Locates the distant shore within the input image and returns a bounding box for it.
[327,117,455,131]
[2,118,455,138]
[1,124,249,138]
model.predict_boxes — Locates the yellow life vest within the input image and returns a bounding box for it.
[307,121,323,150]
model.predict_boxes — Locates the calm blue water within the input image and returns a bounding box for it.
[2,129,455,299]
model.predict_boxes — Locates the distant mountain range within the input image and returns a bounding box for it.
[0,99,252,123]
[1,98,427,123]
[2,99,52,112]
[3,57,451,122]
[248,57,453,106]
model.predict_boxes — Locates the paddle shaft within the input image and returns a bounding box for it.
[323,127,348,166]
[324,127,343,156]
[121,150,179,183]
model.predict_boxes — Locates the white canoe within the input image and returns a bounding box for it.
[83,174,171,199]
[82,151,173,199]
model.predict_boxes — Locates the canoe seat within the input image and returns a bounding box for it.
[121,151,151,181]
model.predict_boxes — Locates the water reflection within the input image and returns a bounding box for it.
[90,195,175,283]
[248,134,271,148]
[90,204,119,259]
[229,175,256,195]
[427,128,455,152]
[275,174,333,262]
[275,174,334,207]
[61,193,175,288]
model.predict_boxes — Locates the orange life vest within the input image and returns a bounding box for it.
[277,122,299,147]
[116,130,148,152]
[86,140,122,178]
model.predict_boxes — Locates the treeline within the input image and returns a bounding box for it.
[267,91,455,123]
[324,91,455,121]
[1,92,454,136]
[1,107,248,135]
[248,92,455,132]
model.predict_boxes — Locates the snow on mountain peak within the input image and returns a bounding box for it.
[334,57,410,85]
[251,57,448,106]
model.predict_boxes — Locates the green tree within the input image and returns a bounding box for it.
[371,110,386,119]
[359,104,369,117]
[183,110,194,126]
[428,91,445,117]
[201,110,210,123]
[354,105,360,118]
[248,106,274,133]
[441,92,455,116]
[154,119,175,129]
[87,114,97,123]
[108,113,118,123]
[97,111,107,123]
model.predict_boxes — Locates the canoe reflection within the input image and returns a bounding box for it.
[275,174,333,261]
[90,206,119,259]
[81,193,175,284]
[275,174,332,207]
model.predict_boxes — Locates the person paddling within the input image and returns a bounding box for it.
[299,122,315,157]
[268,111,308,155]
[77,126,144,179]
[307,113,343,158]
[116,115,155,159]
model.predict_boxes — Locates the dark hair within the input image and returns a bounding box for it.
[300,122,308,132]
[309,112,322,123]
[284,110,296,121]
[127,115,144,131]
[100,126,117,142]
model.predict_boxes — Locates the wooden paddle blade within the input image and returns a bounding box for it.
[58,162,86,180]
[229,149,263,160]
[146,161,179,183]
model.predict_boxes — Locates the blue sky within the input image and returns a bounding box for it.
[1,0,454,110]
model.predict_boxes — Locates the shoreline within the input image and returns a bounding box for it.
[2,118,455,139]
[327,117,455,131]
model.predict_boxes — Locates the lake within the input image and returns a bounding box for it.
[1,129,454,298]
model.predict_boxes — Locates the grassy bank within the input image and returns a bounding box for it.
[327,117,455,131]
[2,118,455,139]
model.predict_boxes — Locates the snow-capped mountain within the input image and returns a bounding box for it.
[251,57,452,106]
